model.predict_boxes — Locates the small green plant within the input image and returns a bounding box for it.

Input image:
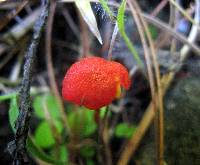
[115,123,136,138]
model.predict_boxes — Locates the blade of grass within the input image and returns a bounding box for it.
[27,136,66,165]
[99,0,115,19]
[0,92,17,101]
[75,0,103,44]
[117,0,143,68]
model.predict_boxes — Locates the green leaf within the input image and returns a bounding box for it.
[99,106,111,118]
[68,108,97,138]
[27,136,66,165]
[99,106,107,118]
[34,120,63,148]
[0,92,17,102]
[117,0,143,68]
[59,145,68,162]
[8,96,19,133]
[75,0,102,44]
[86,160,95,165]
[115,123,136,138]
[50,144,69,162]
[33,94,60,120]
[148,24,158,40]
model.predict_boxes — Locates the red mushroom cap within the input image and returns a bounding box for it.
[62,57,131,110]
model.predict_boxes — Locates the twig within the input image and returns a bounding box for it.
[101,1,200,55]
[150,0,168,16]
[169,0,200,31]
[118,1,164,164]
[62,8,80,39]
[117,72,174,165]
[42,98,61,158]
[127,0,156,103]
[169,0,178,53]
[117,0,200,164]
[45,0,71,136]
[78,12,90,58]
[142,13,200,55]
[0,77,21,86]
[60,0,200,54]
[180,0,200,59]
[107,23,119,60]
[155,0,174,49]
[102,107,112,165]
[3,7,42,44]
[0,46,18,70]
[0,1,28,31]
[125,8,159,164]
[131,1,164,164]
[12,0,49,164]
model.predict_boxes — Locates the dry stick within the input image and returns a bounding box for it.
[108,23,119,60]
[60,0,200,54]
[45,0,70,135]
[150,0,168,16]
[0,1,28,30]
[117,0,200,164]
[169,0,200,31]
[125,0,157,113]
[0,46,18,70]
[155,0,174,49]
[78,12,90,58]
[101,22,113,56]
[42,100,62,158]
[62,8,80,39]
[142,13,200,55]
[101,107,112,165]
[3,7,42,44]
[12,0,49,164]
[117,72,174,165]
[131,1,165,164]
[104,1,200,55]
[135,1,164,165]
[116,1,159,164]
[180,0,200,59]
[169,0,178,53]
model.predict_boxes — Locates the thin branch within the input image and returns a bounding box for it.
[102,1,200,55]
[117,72,174,165]
[102,106,112,165]
[142,13,200,55]
[3,7,42,44]
[131,1,164,164]
[107,23,119,60]
[45,0,71,135]
[78,12,90,58]
[62,8,80,39]
[169,0,200,31]
[117,1,200,164]
[150,0,168,16]
[117,1,164,164]
[180,0,200,59]
[12,0,49,164]
[0,1,28,31]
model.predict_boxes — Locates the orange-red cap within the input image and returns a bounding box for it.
[62,57,131,110]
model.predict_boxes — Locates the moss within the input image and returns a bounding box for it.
[164,77,200,165]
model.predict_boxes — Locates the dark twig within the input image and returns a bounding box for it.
[12,0,49,164]
[0,1,28,31]
[45,0,71,137]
